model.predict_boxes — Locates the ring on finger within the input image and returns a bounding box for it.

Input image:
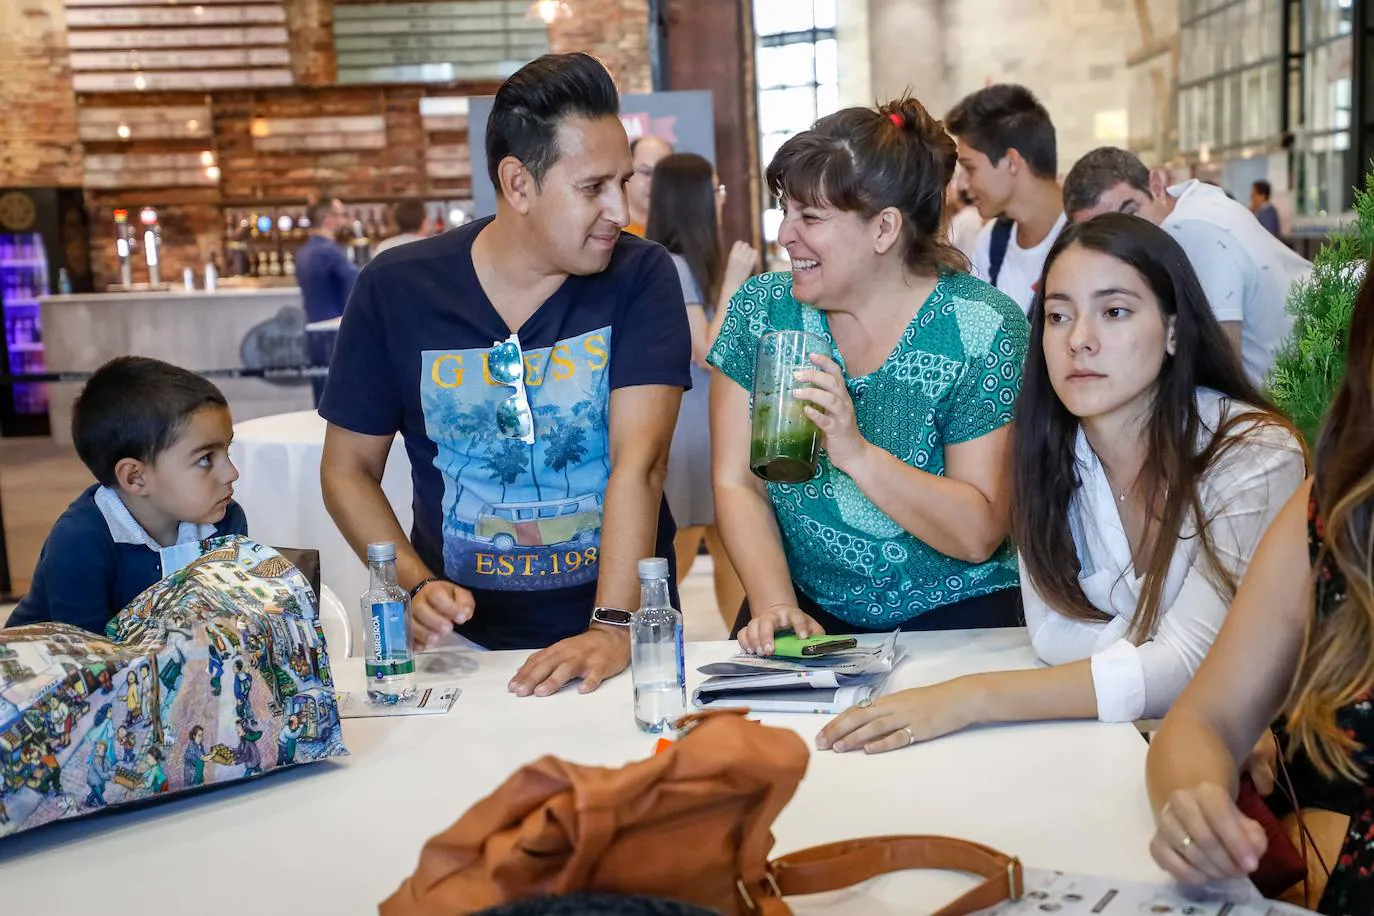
[1178,831,1194,851]
[857,698,873,709]
[902,726,915,747]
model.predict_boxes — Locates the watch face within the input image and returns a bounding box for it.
[594,608,633,626]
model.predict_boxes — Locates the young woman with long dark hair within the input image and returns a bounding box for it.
[819,213,1304,754]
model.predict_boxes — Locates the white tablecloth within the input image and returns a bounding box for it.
[230,410,414,623]
[0,631,1167,914]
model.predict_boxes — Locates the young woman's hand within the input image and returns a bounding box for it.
[816,680,983,752]
[721,241,758,297]
[1150,784,1267,884]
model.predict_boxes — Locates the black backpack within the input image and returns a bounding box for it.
[987,217,1015,287]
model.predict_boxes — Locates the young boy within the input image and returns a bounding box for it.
[6,356,245,635]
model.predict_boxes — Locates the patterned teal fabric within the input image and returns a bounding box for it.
[707,270,1029,626]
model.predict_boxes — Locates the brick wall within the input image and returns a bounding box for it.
[549,0,652,93]
[0,0,82,187]
[285,0,339,86]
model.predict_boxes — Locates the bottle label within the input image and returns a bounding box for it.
[675,622,686,690]
[365,600,415,678]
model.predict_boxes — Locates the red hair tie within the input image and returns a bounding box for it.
[888,112,904,128]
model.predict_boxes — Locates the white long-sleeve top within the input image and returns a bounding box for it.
[1023,389,1306,723]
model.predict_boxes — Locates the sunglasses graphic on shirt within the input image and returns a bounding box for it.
[487,332,535,444]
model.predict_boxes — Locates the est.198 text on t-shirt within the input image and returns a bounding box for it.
[319,218,692,650]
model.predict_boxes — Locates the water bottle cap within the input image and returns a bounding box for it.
[638,557,669,580]
[366,542,397,562]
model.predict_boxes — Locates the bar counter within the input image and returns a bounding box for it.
[41,287,314,446]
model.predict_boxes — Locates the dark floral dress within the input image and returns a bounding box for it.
[1310,495,1374,915]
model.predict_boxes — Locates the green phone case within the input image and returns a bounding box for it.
[770,633,859,658]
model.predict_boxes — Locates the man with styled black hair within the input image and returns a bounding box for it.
[946,84,1067,314]
[321,53,690,697]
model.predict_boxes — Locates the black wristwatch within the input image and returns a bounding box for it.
[590,606,633,628]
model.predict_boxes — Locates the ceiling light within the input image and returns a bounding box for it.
[527,1,572,24]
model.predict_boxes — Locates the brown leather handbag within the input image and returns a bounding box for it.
[381,709,1022,916]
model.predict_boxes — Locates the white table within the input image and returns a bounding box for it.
[230,410,415,623]
[0,631,1166,914]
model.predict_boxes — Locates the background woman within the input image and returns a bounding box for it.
[645,153,753,627]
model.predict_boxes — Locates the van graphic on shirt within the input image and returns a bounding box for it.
[419,327,612,591]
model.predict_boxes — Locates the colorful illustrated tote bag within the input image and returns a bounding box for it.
[0,536,347,837]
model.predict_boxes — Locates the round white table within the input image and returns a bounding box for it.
[0,630,1167,914]
[230,410,414,632]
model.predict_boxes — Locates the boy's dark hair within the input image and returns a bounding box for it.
[72,356,228,488]
[1253,179,1272,198]
[1062,146,1152,216]
[945,84,1058,179]
[392,198,427,233]
[486,52,620,191]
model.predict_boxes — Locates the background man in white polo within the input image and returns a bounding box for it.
[1063,147,1311,384]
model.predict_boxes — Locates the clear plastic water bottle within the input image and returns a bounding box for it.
[631,557,685,733]
[361,542,416,702]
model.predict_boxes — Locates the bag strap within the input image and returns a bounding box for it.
[741,835,1021,916]
[987,217,1015,287]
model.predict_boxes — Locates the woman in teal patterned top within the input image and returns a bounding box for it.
[708,96,1029,651]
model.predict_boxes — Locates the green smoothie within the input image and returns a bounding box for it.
[750,393,820,483]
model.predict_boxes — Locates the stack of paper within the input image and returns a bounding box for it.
[692,631,903,714]
[977,867,1315,914]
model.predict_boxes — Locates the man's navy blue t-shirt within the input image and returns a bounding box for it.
[319,218,691,650]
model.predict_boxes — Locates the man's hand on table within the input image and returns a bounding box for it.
[508,626,630,697]
[410,581,475,650]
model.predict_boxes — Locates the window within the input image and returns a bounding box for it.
[1177,0,1285,156]
[754,0,838,244]
[1294,0,1357,215]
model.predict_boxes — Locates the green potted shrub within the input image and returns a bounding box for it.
[1265,170,1374,446]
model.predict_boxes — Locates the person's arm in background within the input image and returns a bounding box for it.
[317,267,474,648]
[1145,480,1313,884]
[709,241,759,349]
[670,254,710,367]
[1167,219,1247,357]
